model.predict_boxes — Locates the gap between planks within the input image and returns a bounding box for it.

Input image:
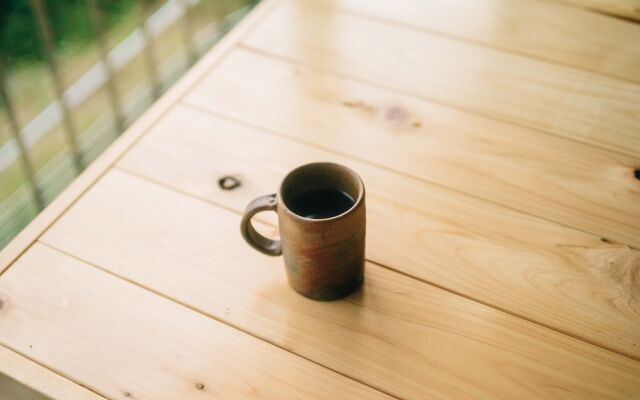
[320,0,640,86]
[240,0,640,158]
[1,1,637,393]
[0,342,109,400]
[239,44,640,164]
[538,0,640,23]
[0,343,109,400]
[113,164,640,365]
[35,241,403,400]
[180,100,640,250]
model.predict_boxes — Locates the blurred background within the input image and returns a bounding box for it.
[0,0,259,249]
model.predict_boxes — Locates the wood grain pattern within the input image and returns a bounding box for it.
[322,0,640,83]
[183,50,640,249]
[0,345,106,400]
[116,106,640,360]
[39,169,640,400]
[547,0,640,21]
[0,243,393,400]
[2,0,639,397]
[242,0,640,156]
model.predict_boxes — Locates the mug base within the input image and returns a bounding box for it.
[291,273,364,301]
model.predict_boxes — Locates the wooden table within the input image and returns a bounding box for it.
[1,0,640,398]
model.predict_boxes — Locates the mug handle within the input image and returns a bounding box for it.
[240,193,282,256]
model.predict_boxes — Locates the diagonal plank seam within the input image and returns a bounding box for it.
[180,100,639,250]
[536,0,640,23]
[238,43,640,162]
[0,342,110,400]
[323,0,640,86]
[35,241,404,400]
[113,163,640,364]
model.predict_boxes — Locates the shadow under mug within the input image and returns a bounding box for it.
[240,162,366,301]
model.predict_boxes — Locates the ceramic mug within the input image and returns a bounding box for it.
[240,162,366,301]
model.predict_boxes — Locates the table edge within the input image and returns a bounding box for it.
[0,0,280,398]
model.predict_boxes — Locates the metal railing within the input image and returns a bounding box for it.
[0,0,257,248]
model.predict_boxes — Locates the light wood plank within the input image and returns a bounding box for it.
[242,0,640,157]
[0,0,282,274]
[183,49,640,249]
[322,0,640,83]
[40,169,640,399]
[548,0,640,21]
[0,345,106,400]
[116,106,640,359]
[0,243,393,400]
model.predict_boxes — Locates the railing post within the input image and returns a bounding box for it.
[87,0,126,135]
[0,57,45,211]
[30,0,84,173]
[180,0,198,66]
[139,0,162,100]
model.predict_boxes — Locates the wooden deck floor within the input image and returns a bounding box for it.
[1,0,639,399]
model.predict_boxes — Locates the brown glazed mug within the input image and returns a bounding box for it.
[240,162,366,301]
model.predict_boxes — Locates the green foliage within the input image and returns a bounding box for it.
[0,0,136,65]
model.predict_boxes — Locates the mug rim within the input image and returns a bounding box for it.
[278,162,365,223]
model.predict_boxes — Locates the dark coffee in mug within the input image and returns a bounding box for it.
[289,189,355,219]
[241,162,366,301]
